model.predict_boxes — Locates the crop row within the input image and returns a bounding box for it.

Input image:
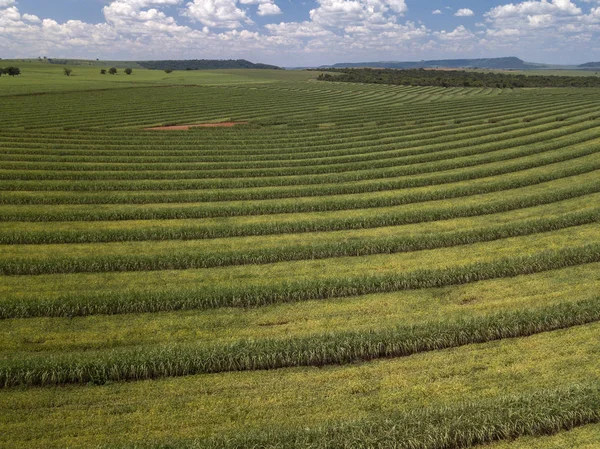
[137,384,600,449]
[3,108,598,170]
[0,95,592,162]
[1,208,597,275]
[0,92,552,149]
[3,111,600,185]
[2,136,599,204]
[3,177,598,244]
[0,91,558,155]
[4,84,440,130]
[0,95,586,161]
[1,158,597,222]
[2,295,600,387]
[1,244,598,318]
[6,117,600,185]
[0,96,560,157]
[0,92,544,142]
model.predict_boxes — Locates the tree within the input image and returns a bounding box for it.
[124,68,133,75]
[100,69,107,75]
[164,70,173,74]
[0,68,3,77]
[63,68,73,76]
[108,67,118,75]
[4,67,20,77]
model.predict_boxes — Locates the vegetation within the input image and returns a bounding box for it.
[2,295,600,387]
[115,384,600,449]
[318,68,600,88]
[1,66,21,76]
[125,68,133,75]
[0,63,599,448]
[63,68,72,76]
[328,56,531,70]
[579,62,600,68]
[138,59,281,71]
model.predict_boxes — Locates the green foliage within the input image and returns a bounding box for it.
[1,244,598,318]
[2,296,600,387]
[0,209,597,276]
[113,385,600,449]
[0,70,599,448]
[2,66,21,76]
[319,68,600,88]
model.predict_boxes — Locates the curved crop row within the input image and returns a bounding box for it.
[133,384,600,449]
[1,159,597,222]
[1,208,597,275]
[1,244,598,318]
[2,136,599,204]
[3,177,598,244]
[1,97,591,165]
[1,296,599,387]
[3,112,598,175]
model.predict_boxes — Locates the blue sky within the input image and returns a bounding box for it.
[2,0,600,66]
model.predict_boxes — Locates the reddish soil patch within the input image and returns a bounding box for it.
[146,121,248,131]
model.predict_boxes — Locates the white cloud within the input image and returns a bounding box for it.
[257,3,281,16]
[239,0,281,15]
[1,5,20,21]
[386,0,408,14]
[308,0,407,29]
[0,0,15,8]
[432,9,442,15]
[22,13,41,23]
[184,0,250,28]
[435,25,475,40]
[103,0,185,33]
[455,8,474,17]
[485,0,581,20]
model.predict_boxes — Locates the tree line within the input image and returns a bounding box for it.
[138,59,281,71]
[99,68,133,75]
[316,68,600,88]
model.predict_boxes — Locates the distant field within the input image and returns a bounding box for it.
[0,61,317,96]
[481,68,600,77]
[0,65,599,449]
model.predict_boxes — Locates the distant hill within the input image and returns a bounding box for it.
[138,59,281,71]
[325,57,532,70]
[45,58,145,69]
[579,62,600,68]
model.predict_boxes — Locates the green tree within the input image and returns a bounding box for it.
[108,67,118,75]
[4,67,20,77]
[124,68,133,75]
[164,70,173,74]
[63,68,73,76]
[100,69,107,75]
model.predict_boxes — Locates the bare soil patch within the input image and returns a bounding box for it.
[146,121,248,131]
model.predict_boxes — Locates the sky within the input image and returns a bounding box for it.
[1,0,600,66]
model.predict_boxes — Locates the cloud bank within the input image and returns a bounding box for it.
[0,0,599,65]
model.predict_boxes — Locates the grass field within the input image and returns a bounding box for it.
[0,62,599,448]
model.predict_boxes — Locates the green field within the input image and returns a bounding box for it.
[1,62,600,449]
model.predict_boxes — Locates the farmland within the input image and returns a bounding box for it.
[0,62,600,449]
